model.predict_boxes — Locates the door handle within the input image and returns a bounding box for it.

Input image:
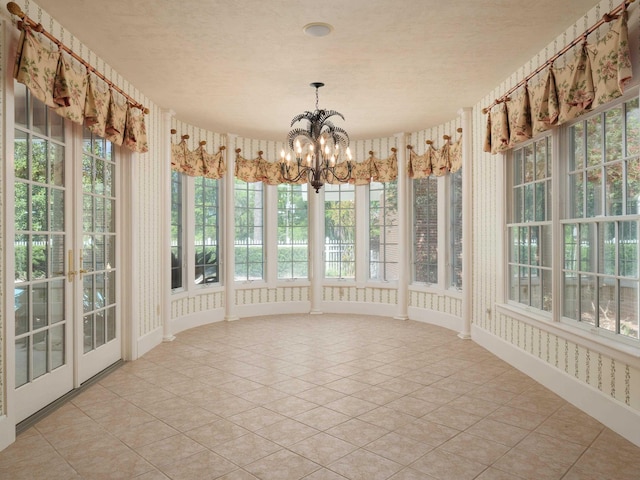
[78,250,91,279]
[66,250,76,282]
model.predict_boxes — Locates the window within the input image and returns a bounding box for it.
[234,178,264,281]
[563,98,640,340]
[277,183,309,279]
[413,176,438,283]
[325,183,355,279]
[369,180,399,281]
[507,136,553,311]
[171,171,183,290]
[450,170,463,289]
[194,177,219,285]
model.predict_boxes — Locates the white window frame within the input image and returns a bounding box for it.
[170,173,222,296]
[500,92,640,352]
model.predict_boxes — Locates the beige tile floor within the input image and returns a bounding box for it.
[1,313,639,480]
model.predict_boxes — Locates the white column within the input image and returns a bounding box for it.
[310,186,324,314]
[162,109,176,342]
[458,108,473,339]
[224,135,239,321]
[394,133,409,320]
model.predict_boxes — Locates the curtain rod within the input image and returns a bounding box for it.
[6,1,148,113]
[482,0,635,114]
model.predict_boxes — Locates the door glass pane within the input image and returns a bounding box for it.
[15,337,29,388]
[50,188,65,231]
[15,234,29,282]
[31,185,48,231]
[32,138,47,183]
[106,307,116,342]
[95,311,105,348]
[32,282,48,330]
[107,271,116,306]
[50,235,65,279]
[83,315,93,353]
[14,84,68,393]
[83,275,94,314]
[51,324,64,370]
[82,128,117,355]
[32,330,48,379]
[49,143,64,186]
[50,279,65,324]
[15,286,29,335]
[15,129,28,178]
[32,234,48,279]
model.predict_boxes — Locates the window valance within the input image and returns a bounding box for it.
[484,8,632,154]
[234,149,398,186]
[407,130,462,178]
[170,135,226,179]
[11,21,148,153]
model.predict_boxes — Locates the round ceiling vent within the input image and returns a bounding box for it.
[303,23,333,37]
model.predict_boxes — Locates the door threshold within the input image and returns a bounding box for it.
[16,360,124,435]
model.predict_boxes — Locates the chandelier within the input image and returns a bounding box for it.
[280,82,352,193]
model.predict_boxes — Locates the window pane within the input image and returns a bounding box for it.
[370,181,399,282]
[413,177,437,283]
[171,171,184,290]
[278,183,308,280]
[194,177,219,285]
[626,97,640,157]
[570,122,585,171]
[235,179,264,281]
[507,137,552,312]
[587,116,602,167]
[325,183,355,279]
[450,171,463,289]
[620,221,638,278]
[605,162,623,216]
[605,105,623,162]
[621,281,639,338]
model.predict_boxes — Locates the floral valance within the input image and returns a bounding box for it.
[13,24,148,153]
[407,131,462,178]
[234,149,398,186]
[171,138,226,179]
[484,9,631,154]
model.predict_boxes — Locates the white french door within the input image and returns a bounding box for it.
[12,82,121,422]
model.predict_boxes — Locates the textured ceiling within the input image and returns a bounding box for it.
[34,0,598,140]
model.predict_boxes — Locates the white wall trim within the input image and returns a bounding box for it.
[408,307,463,332]
[321,301,397,317]
[0,416,15,452]
[473,324,640,448]
[169,308,226,336]
[236,301,311,319]
[136,327,163,359]
[495,303,640,369]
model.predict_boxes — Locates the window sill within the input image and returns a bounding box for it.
[495,303,640,368]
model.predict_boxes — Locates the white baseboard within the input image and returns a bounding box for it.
[408,306,463,333]
[321,302,397,317]
[236,301,311,319]
[169,308,225,335]
[472,324,640,447]
[136,327,163,358]
[0,415,15,452]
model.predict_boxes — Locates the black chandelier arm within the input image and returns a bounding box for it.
[323,163,353,183]
[280,162,308,183]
